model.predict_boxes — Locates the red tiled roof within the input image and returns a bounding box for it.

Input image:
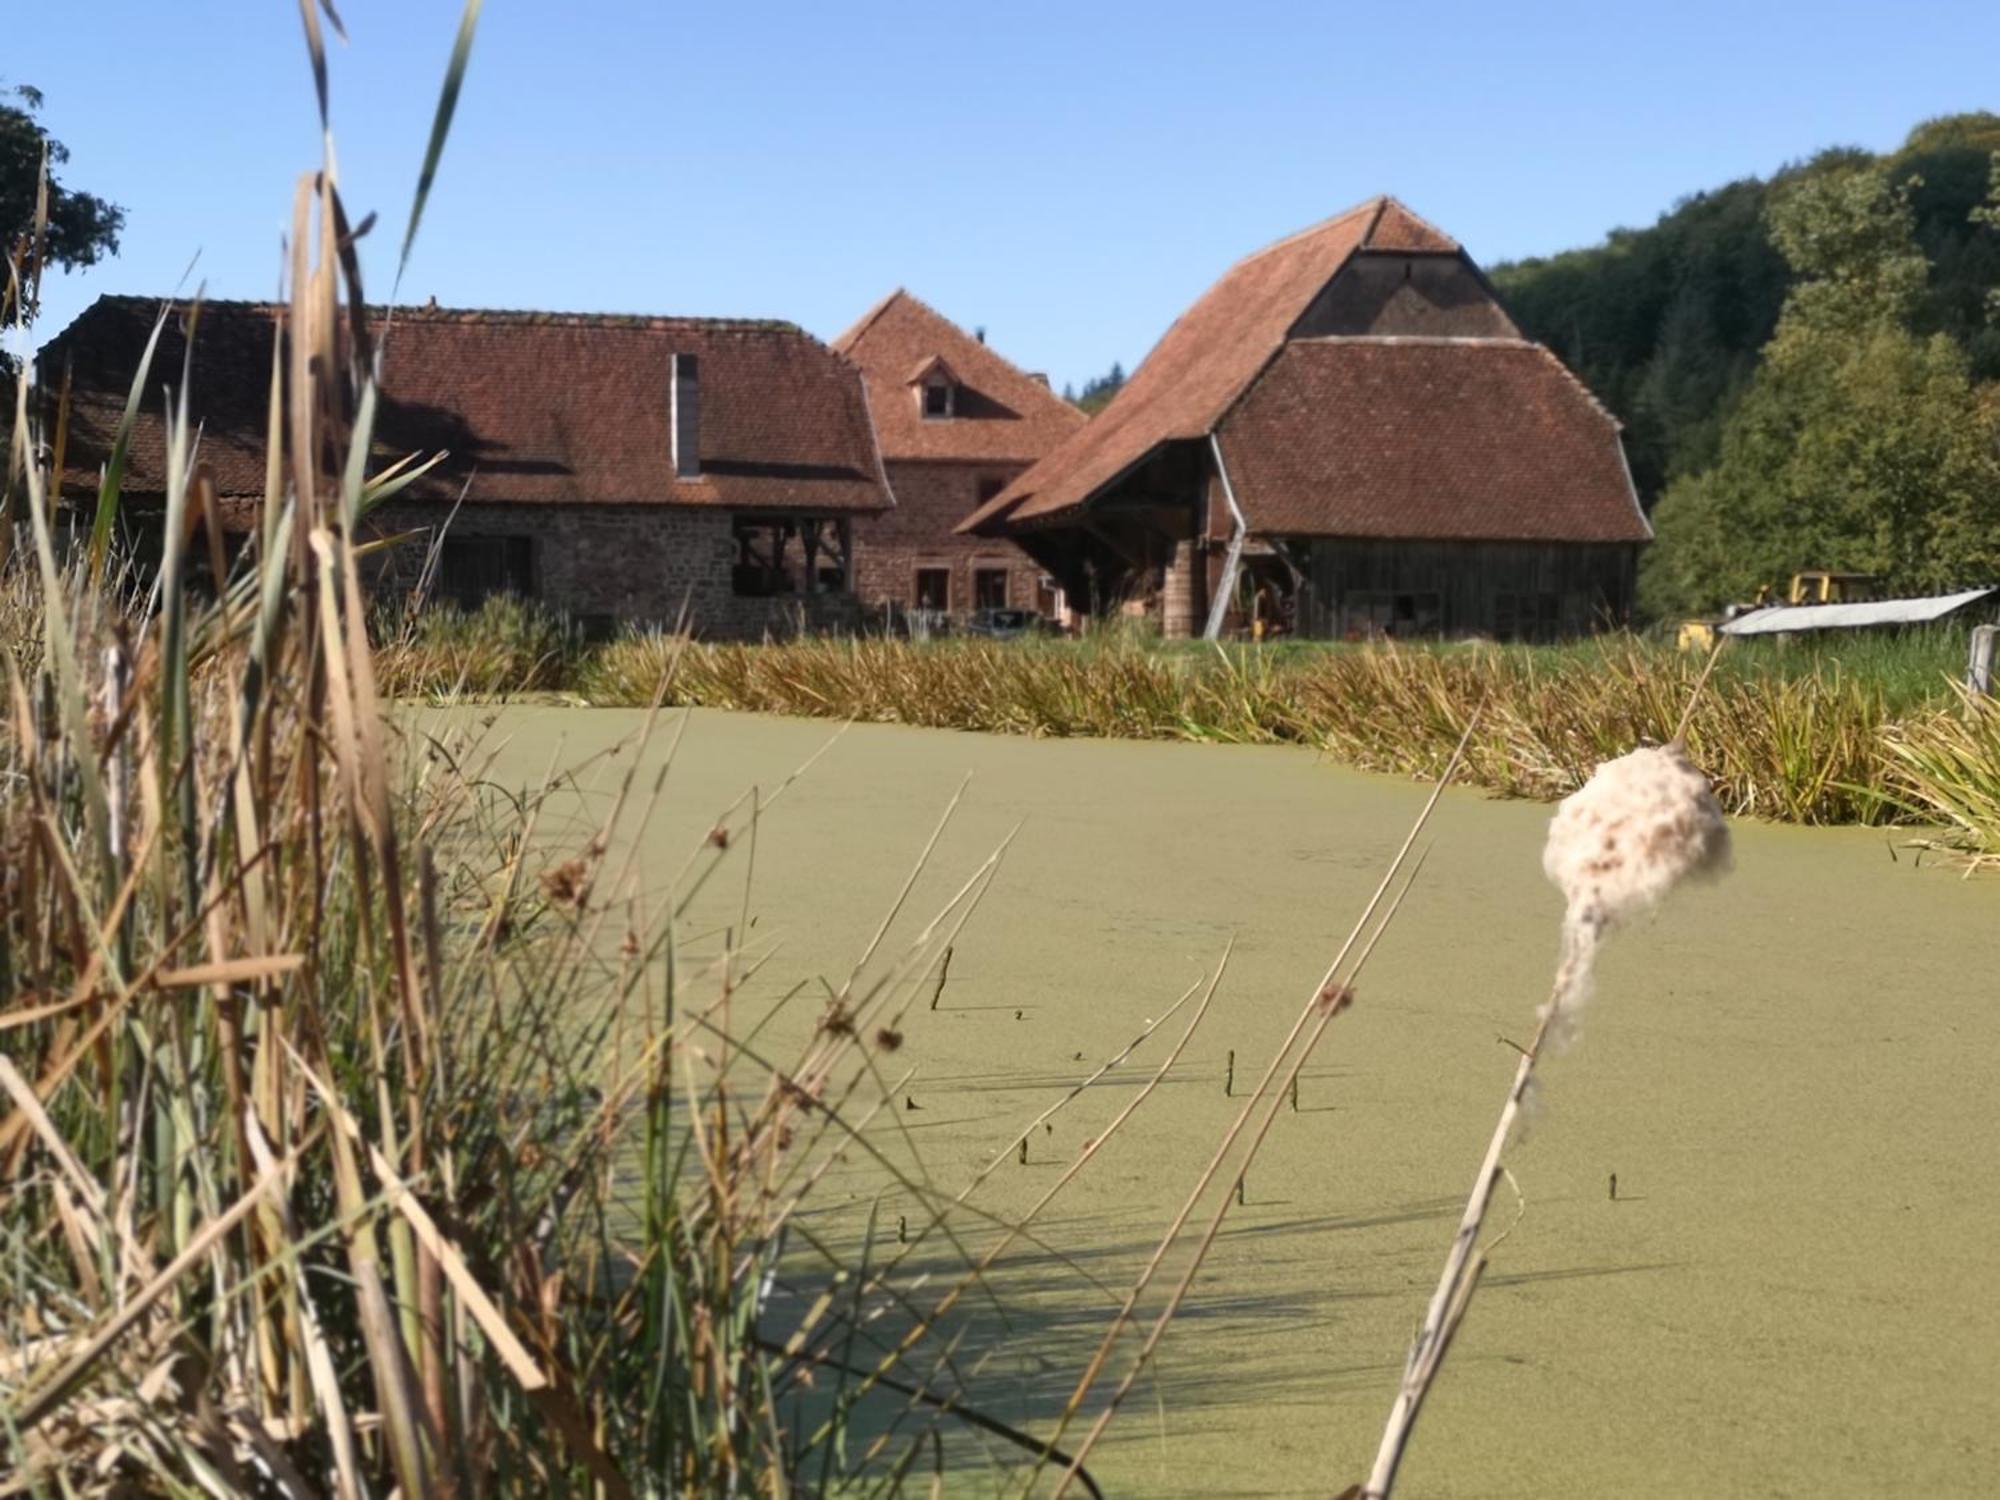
[832,289,1083,465]
[1363,199,1460,253]
[1214,338,1650,542]
[38,296,891,513]
[960,196,1454,533]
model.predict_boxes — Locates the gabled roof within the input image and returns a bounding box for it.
[38,296,892,513]
[959,196,1516,534]
[960,197,1469,531]
[1214,338,1651,543]
[906,353,958,385]
[832,289,1084,465]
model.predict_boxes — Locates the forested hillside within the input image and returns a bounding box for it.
[1493,112,2000,617]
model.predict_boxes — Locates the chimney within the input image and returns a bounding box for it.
[671,352,700,480]
[1027,372,1049,388]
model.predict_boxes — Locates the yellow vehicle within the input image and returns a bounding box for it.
[1677,572,1883,651]
[1676,618,1718,652]
[1781,571,1880,606]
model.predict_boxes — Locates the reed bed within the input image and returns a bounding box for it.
[371,594,580,699]
[569,632,1995,833]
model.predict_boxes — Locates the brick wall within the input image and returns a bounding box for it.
[852,460,1046,616]
[366,501,859,640]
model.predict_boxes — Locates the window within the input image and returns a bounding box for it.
[434,535,533,608]
[974,568,1009,610]
[914,568,951,612]
[921,380,954,419]
[733,517,797,597]
[1339,591,1440,640]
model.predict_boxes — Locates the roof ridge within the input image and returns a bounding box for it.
[1360,197,1460,252]
[828,286,907,352]
[881,288,1040,370]
[1291,334,1534,346]
[73,293,806,336]
[1227,196,1383,274]
[843,286,1077,406]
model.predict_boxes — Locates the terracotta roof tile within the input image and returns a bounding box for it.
[38,296,891,513]
[961,197,1393,532]
[1361,198,1460,254]
[1215,338,1650,542]
[832,289,1083,465]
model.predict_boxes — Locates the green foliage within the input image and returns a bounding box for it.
[1072,360,1126,414]
[1639,161,2000,618]
[1764,167,1928,334]
[0,84,124,282]
[1493,114,2000,498]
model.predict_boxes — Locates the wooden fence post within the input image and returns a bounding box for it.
[1968,624,1998,697]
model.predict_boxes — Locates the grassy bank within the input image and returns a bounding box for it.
[374,612,1998,849]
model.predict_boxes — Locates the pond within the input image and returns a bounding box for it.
[439,704,1997,1497]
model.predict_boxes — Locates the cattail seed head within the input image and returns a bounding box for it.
[1541,744,1731,1030]
[1544,743,1730,934]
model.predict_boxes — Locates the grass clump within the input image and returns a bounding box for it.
[1884,687,2000,865]
[373,592,580,699]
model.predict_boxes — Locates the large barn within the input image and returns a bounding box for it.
[960,197,1652,641]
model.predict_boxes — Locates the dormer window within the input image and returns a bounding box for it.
[909,354,961,421]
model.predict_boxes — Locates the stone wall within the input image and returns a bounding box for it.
[852,460,1046,616]
[366,500,859,640]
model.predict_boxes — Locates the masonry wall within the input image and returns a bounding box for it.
[367,501,859,640]
[853,460,1046,616]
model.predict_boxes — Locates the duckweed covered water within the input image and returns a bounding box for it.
[453,706,1997,1498]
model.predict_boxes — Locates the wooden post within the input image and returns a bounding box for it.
[1968,624,1997,696]
[801,519,822,595]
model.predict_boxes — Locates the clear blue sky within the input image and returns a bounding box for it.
[16,1,2000,392]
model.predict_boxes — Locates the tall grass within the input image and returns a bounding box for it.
[573,632,1988,830]
[372,593,579,699]
[1882,686,2000,866]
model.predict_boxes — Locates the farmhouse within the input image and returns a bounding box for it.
[832,290,1083,622]
[38,296,893,637]
[961,197,1652,641]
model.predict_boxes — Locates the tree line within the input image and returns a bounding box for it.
[1493,113,2000,617]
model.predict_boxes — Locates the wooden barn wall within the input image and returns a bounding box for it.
[1290,255,1519,340]
[1291,539,1638,641]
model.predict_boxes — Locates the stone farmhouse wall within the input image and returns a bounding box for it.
[853,460,1045,616]
[367,501,859,640]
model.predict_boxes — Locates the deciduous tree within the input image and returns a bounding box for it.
[2,85,124,300]
[1640,165,2000,617]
